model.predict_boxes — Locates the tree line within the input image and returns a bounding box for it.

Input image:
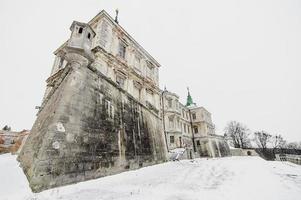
[224,121,301,159]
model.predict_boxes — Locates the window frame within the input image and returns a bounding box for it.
[170,135,175,144]
[194,126,198,134]
[118,41,127,59]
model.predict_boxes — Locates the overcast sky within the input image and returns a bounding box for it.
[0,0,300,142]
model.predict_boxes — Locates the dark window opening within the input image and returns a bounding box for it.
[78,27,83,34]
[87,33,91,39]
[196,140,201,146]
[179,137,182,148]
[192,113,196,120]
[58,57,64,69]
[194,127,198,133]
[170,136,175,143]
[118,42,126,59]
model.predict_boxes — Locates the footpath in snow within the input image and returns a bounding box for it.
[1,153,301,200]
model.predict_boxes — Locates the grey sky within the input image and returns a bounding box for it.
[0,0,300,142]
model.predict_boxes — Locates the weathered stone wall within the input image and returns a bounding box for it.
[196,137,230,158]
[18,53,167,192]
[218,139,231,157]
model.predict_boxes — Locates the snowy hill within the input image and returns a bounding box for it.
[1,154,301,200]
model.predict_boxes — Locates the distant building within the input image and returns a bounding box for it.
[0,129,30,154]
[162,88,230,158]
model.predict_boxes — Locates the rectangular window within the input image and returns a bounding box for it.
[118,41,126,59]
[104,100,114,119]
[184,124,186,133]
[146,65,154,79]
[170,136,175,143]
[116,75,125,88]
[169,117,174,129]
[146,90,154,105]
[194,127,198,133]
[58,57,64,69]
[133,81,142,100]
[196,140,201,146]
[109,104,114,118]
[192,113,196,120]
[168,99,172,108]
[133,86,140,100]
[105,99,109,110]
[134,54,141,70]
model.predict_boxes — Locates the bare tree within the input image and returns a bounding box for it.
[298,141,301,150]
[2,125,11,131]
[271,134,286,149]
[224,121,250,149]
[254,131,272,151]
[286,142,299,150]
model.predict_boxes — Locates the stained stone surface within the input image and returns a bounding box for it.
[18,52,167,192]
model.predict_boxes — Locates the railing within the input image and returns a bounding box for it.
[275,154,301,165]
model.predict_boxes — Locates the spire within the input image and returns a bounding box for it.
[186,87,194,106]
[114,8,119,24]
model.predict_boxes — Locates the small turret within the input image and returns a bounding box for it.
[67,21,95,58]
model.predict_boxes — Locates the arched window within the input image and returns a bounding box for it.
[78,27,83,34]
[87,33,91,39]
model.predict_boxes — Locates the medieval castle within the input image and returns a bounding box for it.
[18,10,230,192]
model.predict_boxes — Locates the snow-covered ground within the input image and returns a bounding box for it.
[1,153,301,200]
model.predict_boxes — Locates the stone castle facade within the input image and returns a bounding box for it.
[18,10,229,192]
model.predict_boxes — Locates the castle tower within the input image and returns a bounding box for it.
[67,21,95,57]
[18,21,96,192]
[18,15,166,192]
